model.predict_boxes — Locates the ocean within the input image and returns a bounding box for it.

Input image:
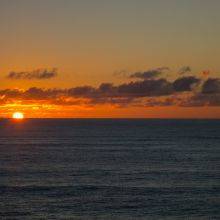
[0,119,219,219]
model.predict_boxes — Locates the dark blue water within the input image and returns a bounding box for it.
[0,119,219,219]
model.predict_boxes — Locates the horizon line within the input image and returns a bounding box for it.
[1,117,220,120]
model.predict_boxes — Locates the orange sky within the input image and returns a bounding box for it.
[0,1,220,118]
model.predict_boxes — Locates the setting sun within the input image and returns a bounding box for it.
[12,112,24,119]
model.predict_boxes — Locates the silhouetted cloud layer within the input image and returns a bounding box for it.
[0,81,219,107]
[7,68,57,80]
[1,67,220,107]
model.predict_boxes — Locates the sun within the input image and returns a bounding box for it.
[12,112,24,119]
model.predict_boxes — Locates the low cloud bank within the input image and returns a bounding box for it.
[1,66,220,107]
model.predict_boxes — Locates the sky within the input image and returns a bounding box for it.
[0,0,220,118]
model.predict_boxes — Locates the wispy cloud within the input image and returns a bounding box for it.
[178,66,191,75]
[6,68,58,80]
[129,67,169,79]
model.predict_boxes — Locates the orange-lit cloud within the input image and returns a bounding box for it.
[0,74,220,106]
[1,67,220,118]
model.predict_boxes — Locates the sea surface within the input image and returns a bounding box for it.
[0,119,219,220]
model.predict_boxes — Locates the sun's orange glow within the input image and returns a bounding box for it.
[12,112,24,119]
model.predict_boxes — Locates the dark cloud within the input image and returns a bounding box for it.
[173,76,200,92]
[67,79,173,100]
[182,93,220,107]
[0,89,21,98]
[201,78,220,94]
[1,69,220,107]
[117,79,173,97]
[23,87,62,100]
[130,67,169,79]
[0,87,63,104]
[68,86,96,98]
[178,66,191,75]
[6,68,58,80]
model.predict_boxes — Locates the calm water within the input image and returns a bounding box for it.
[0,119,219,220]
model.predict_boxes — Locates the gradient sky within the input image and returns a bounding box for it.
[0,0,220,118]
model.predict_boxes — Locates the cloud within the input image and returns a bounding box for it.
[23,87,62,100]
[67,79,174,100]
[202,70,210,77]
[113,69,129,78]
[1,67,220,107]
[201,78,220,94]
[129,67,169,79]
[145,97,175,107]
[178,66,191,74]
[6,68,58,80]
[182,93,220,107]
[117,79,173,97]
[173,76,200,92]
[68,86,97,98]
